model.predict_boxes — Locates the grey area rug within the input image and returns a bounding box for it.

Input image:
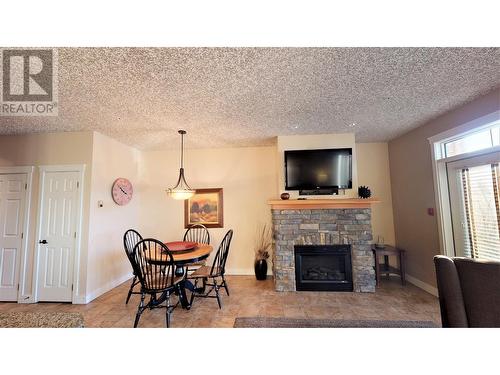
[234,317,438,328]
[0,312,84,328]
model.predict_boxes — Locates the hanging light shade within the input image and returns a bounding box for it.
[166,130,195,200]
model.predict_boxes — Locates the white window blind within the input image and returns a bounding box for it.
[460,163,500,261]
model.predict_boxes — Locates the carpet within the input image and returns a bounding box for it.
[233,317,438,328]
[0,312,85,328]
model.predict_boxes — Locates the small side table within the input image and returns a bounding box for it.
[372,245,406,286]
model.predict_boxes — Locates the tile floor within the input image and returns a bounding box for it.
[0,276,441,327]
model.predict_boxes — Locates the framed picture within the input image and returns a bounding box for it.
[184,188,224,228]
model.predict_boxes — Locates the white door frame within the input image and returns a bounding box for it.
[0,166,34,303]
[32,164,85,303]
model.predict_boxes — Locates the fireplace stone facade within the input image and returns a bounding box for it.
[271,208,376,292]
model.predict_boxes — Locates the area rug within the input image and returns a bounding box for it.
[0,312,85,328]
[233,317,438,328]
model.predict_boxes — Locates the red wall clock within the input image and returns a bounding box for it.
[112,178,133,205]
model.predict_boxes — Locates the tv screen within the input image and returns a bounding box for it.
[285,148,352,190]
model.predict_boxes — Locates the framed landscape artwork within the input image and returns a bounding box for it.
[184,188,224,228]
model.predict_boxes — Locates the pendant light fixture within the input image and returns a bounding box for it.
[166,130,195,200]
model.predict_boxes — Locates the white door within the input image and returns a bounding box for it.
[36,171,80,302]
[447,151,500,260]
[0,174,27,301]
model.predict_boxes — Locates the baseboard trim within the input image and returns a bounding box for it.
[226,268,272,276]
[405,273,438,297]
[83,273,132,304]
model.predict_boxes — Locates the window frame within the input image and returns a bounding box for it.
[428,110,500,257]
[446,152,500,259]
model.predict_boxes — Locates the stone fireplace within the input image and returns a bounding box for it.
[269,199,378,292]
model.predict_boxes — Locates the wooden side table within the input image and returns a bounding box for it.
[372,245,406,286]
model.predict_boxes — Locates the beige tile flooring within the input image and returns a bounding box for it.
[0,276,441,327]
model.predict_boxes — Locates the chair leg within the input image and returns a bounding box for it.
[190,279,198,306]
[134,292,145,328]
[126,275,137,304]
[213,279,222,309]
[198,277,207,293]
[165,292,171,328]
[221,275,230,296]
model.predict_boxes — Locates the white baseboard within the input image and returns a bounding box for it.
[82,273,132,304]
[17,295,35,304]
[72,295,88,304]
[226,268,273,276]
[405,273,438,297]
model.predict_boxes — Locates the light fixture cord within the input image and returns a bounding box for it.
[180,131,184,168]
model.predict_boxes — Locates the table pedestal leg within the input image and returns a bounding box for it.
[175,265,192,309]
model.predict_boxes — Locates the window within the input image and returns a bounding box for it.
[443,123,500,158]
[458,163,500,260]
[429,111,500,259]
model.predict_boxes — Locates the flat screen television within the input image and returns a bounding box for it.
[284,148,352,190]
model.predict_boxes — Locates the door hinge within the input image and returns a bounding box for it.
[74,232,77,238]
[71,284,74,291]
[17,284,20,291]
[76,181,80,189]
[25,183,27,190]
[21,232,23,239]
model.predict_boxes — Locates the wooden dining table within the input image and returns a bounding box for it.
[146,243,213,309]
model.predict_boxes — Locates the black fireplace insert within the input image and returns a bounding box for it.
[294,245,353,291]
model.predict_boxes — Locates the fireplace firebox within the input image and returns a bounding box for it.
[294,245,353,291]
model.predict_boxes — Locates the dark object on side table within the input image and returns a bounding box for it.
[254,259,268,280]
[372,245,406,285]
[434,255,500,328]
[358,186,371,199]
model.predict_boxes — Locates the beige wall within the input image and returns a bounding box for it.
[0,130,141,303]
[139,146,278,275]
[86,132,141,301]
[0,131,93,302]
[357,143,395,246]
[140,140,395,276]
[388,88,500,287]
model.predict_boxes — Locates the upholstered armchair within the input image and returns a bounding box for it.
[434,256,500,327]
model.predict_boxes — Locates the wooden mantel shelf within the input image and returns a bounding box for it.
[268,198,380,210]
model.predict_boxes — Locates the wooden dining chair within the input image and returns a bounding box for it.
[123,229,143,304]
[133,239,183,328]
[184,224,210,272]
[187,229,233,309]
[183,224,210,245]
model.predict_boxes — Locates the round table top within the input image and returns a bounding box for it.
[171,244,213,263]
[145,243,213,266]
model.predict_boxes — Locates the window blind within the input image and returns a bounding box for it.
[460,163,500,261]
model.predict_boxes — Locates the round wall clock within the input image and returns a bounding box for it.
[112,178,133,206]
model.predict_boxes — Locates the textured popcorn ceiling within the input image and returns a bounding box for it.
[0,48,499,149]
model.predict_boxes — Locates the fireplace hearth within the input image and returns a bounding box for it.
[295,245,353,291]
